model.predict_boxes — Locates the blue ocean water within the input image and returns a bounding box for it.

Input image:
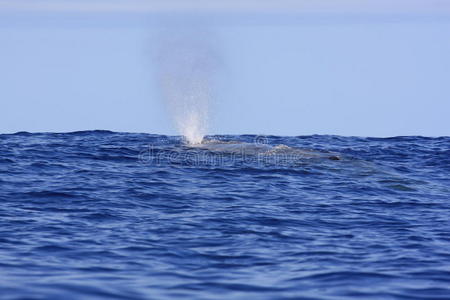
[1,131,450,299]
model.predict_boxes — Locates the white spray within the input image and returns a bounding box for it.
[157,28,218,144]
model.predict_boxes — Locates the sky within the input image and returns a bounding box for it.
[1,0,449,137]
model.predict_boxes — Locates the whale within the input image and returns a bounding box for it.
[189,140,341,160]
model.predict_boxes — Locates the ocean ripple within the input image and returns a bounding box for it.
[0,131,449,299]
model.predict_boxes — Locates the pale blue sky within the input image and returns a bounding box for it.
[1,1,449,137]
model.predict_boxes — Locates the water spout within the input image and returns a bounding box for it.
[157,28,217,144]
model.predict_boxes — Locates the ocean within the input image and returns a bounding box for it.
[1,131,449,299]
